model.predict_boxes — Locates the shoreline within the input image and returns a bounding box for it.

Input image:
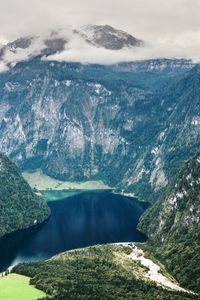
[7,243,190,294]
[22,171,111,191]
[112,190,138,199]
[23,170,147,203]
[112,190,149,203]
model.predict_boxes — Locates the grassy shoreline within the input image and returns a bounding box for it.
[23,170,110,191]
[22,171,143,202]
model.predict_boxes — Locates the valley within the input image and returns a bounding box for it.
[0,59,199,202]
[23,170,110,191]
[1,150,199,298]
[23,170,111,201]
[0,24,199,299]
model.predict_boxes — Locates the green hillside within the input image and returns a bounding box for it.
[0,153,50,238]
[139,151,200,292]
[13,244,196,300]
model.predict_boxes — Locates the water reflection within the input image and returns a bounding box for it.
[0,190,148,271]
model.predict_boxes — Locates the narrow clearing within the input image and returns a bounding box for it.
[117,243,191,293]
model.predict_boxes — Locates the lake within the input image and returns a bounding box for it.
[0,190,148,271]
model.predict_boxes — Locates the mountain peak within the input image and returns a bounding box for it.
[0,25,144,71]
[80,24,143,50]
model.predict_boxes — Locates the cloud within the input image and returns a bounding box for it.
[0,0,200,63]
[44,29,200,64]
[44,42,198,66]
[0,62,9,73]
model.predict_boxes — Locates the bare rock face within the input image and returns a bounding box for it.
[0,58,199,202]
[139,151,200,292]
[139,151,200,241]
[0,35,67,64]
[79,24,143,50]
[0,37,34,60]
[43,38,66,55]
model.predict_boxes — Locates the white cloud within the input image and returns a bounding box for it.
[0,0,200,64]
[45,41,200,65]
[0,62,9,73]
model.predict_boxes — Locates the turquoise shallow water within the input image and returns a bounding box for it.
[42,189,86,201]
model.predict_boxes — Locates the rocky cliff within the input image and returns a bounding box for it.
[139,151,200,292]
[0,59,199,201]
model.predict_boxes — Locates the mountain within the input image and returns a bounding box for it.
[112,58,194,73]
[139,151,200,292]
[0,58,200,200]
[0,153,50,238]
[0,58,199,201]
[79,24,143,49]
[12,244,195,300]
[0,25,143,69]
[0,35,66,64]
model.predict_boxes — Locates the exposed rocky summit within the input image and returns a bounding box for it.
[79,24,143,49]
[0,25,143,69]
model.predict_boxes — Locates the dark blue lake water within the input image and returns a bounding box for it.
[0,190,148,271]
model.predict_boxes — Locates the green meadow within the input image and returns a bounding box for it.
[0,273,46,300]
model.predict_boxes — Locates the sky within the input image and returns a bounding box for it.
[0,0,200,63]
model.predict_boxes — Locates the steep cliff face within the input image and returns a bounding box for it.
[0,59,199,201]
[0,153,50,238]
[139,151,200,292]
